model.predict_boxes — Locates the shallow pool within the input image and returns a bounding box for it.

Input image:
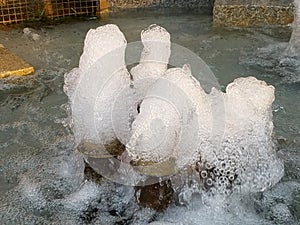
[0,9,299,225]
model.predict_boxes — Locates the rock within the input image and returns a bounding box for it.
[77,139,125,158]
[258,181,300,223]
[23,28,41,41]
[77,139,125,179]
[291,192,300,220]
[23,27,32,36]
[276,135,289,146]
[84,164,103,184]
[269,203,294,224]
[32,33,40,41]
[136,179,174,211]
[131,157,177,177]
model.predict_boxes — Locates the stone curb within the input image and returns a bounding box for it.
[0,44,34,78]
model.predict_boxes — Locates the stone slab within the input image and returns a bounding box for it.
[214,0,294,27]
[108,0,214,12]
[0,44,34,78]
[215,0,293,7]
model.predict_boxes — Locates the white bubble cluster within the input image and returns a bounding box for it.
[196,77,284,194]
[64,24,171,148]
[64,24,283,194]
[127,65,211,168]
[128,72,283,194]
[285,0,300,57]
[64,24,131,146]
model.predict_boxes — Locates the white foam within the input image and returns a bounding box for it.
[131,24,171,104]
[127,73,283,194]
[64,24,131,146]
[285,0,300,57]
[127,65,210,168]
[65,24,283,200]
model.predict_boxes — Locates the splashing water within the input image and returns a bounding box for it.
[285,0,300,57]
[240,0,300,84]
[64,23,284,199]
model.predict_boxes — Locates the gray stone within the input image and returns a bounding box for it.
[108,0,214,11]
[269,203,294,224]
[213,0,294,27]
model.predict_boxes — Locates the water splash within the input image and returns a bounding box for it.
[128,70,284,195]
[285,0,300,57]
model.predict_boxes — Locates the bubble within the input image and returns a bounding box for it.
[206,178,213,186]
[201,171,208,179]
[205,162,214,170]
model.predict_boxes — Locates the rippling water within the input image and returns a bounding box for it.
[0,9,299,225]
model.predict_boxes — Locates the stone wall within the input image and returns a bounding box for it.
[105,0,295,27]
[108,0,214,12]
[213,0,294,27]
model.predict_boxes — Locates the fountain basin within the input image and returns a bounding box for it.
[0,9,299,225]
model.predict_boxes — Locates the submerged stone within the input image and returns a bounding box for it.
[132,157,177,177]
[77,139,125,158]
[78,139,125,179]
[269,203,294,224]
[136,179,174,211]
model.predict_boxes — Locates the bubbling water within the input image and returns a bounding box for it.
[64,23,284,208]
[128,71,284,195]
[64,24,131,146]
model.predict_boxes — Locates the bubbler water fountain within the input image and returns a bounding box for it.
[64,23,284,215]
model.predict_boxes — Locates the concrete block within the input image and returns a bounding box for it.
[214,0,294,27]
[0,44,34,78]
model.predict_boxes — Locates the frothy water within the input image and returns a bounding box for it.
[285,0,300,57]
[65,23,284,192]
[64,22,285,222]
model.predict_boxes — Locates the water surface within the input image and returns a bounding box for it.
[0,9,299,225]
